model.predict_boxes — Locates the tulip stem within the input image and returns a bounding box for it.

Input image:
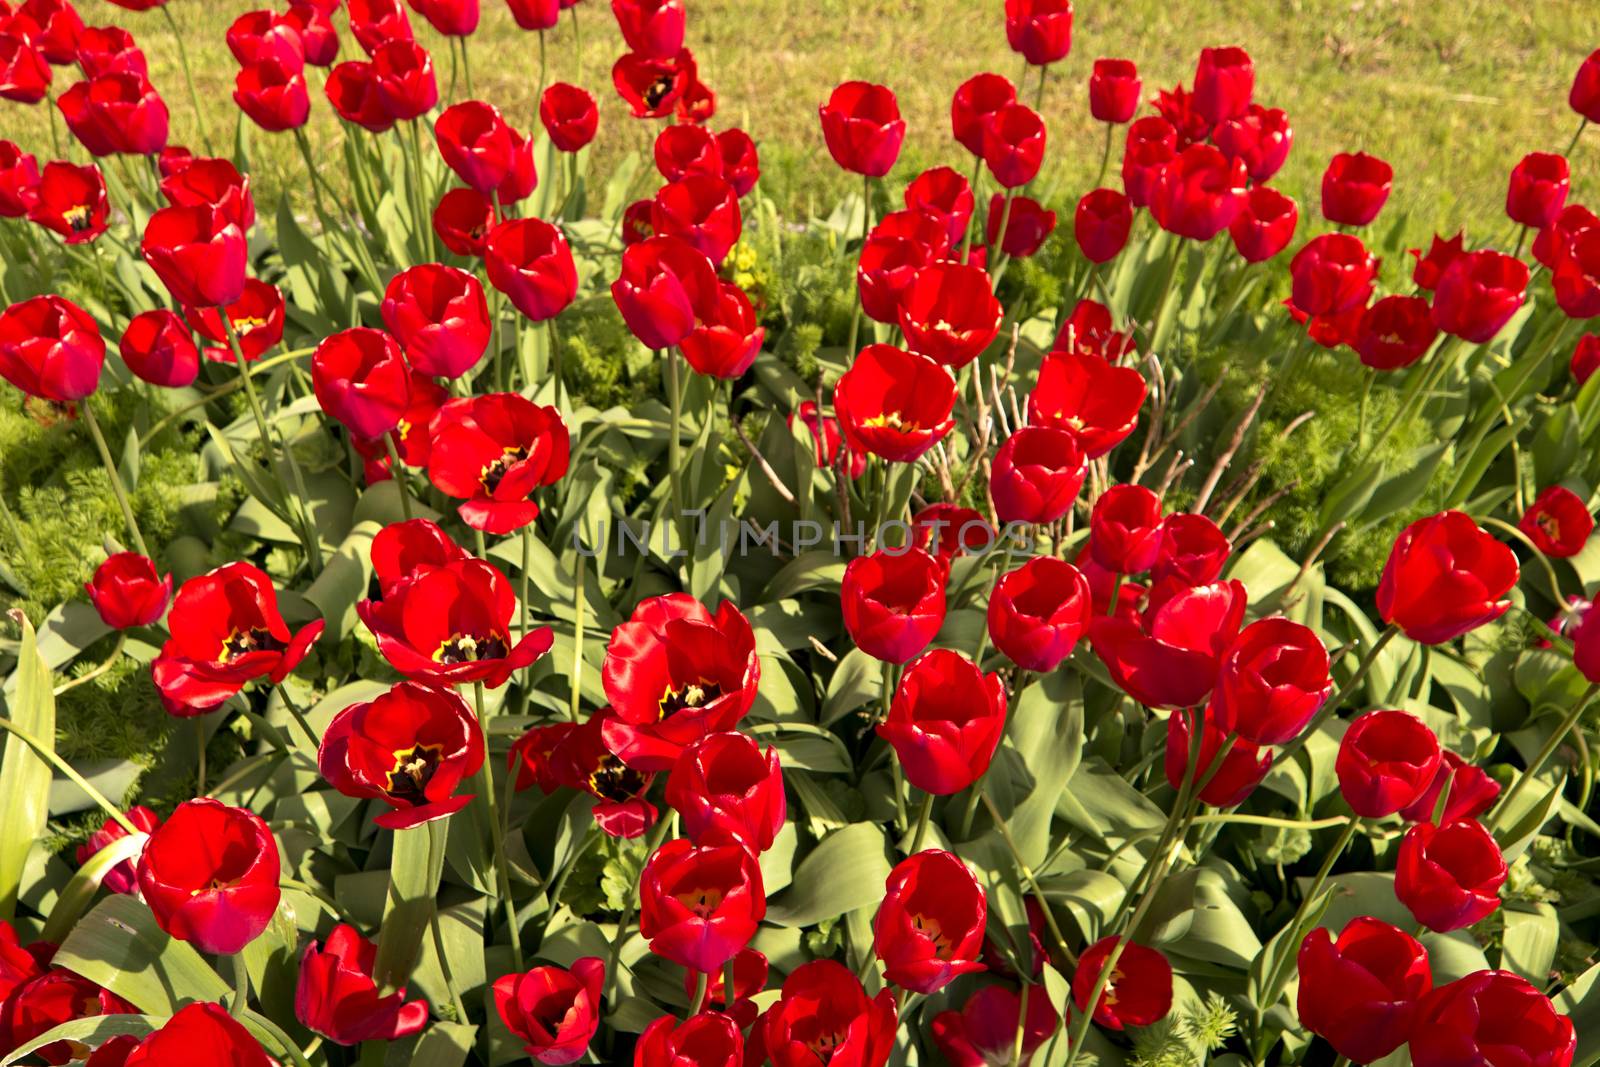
[722,958,736,1011]
[1254,815,1361,1028]
[1092,123,1113,189]
[665,347,688,567]
[79,401,149,558]
[1487,682,1600,836]
[549,316,566,409]
[536,31,548,122]
[382,434,414,522]
[605,814,674,1004]
[229,953,250,1017]
[844,174,872,358]
[980,790,1077,969]
[160,5,213,155]
[472,683,525,971]
[569,550,586,722]
[0,717,140,835]
[1149,232,1186,355]
[276,685,321,751]
[908,790,934,854]
[959,155,984,263]
[196,720,207,795]
[1566,118,1589,157]
[1273,623,1400,772]
[51,633,126,698]
[459,36,476,100]
[987,190,1016,277]
[1010,979,1032,1067]
[687,968,707,1018]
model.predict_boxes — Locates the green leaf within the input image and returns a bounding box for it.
[0,611,56,921]
[1498,902,1558,982]
[40,832,147,945]
[374,819,450,992]
[0,1014,161,1066]
[1556,960,1600,1067]
[990,671,1083,865]
[766,823,892,927]
[411,1022,479,1067]
[53,894,229,1013]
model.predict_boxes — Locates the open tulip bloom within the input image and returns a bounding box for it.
[4,6,1599,1067]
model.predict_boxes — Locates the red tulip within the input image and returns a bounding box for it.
[1229,185,1298,262]
[319,680,485,829]
[185,278,286,364]
[311,327,412,439]
[1072,937,1172,1029]
[1554,229,1600,319]
[0,35,51,103]
[493,958,604,1065]
[664,731,784,852]
[226,10,305,68]
[84,552,169,629]
[991,425,1086,525]
[0,293,103,402]
[1165,705,1271,806]
[981,101,1045,188]
[716,128,759,196]
[1519,484,1594,558]
[296,924,428,1044]
[1089,57,1139,123]
[1075,187,1132,263]
[1090,579,1247,708]
[1322,151,1392,226]
[681,280,763,378]
[987,556,1091,672]
[506,0,560,31]
[1090,484,1163,573]
[1208,617,1330,746]
[1411,971,1574,1067]
[1507,152,1570,230]
[819,81,905,178]
[903,165,973,247]
[1297,917,1431,1064]
[511,709,659,838]
[435,100,515,192]
[1052,299,1137,361]
[878,648,1005,795]
[1410,230,1466,289]
[676,72,716,124]
[284,2,339,66]
[835,344,957,463]
[611,48,692,118]
[371,38,436,119]
[756,960,896,1067]
[1336,709,1443,818]
[28,160,107,244]
[951,72,1016,156]
[1399,749,1501,825]
[1289,232,1376,318]
[1396,819,1507,932]
[57,71,167,156]
[872,850,986,994]
[1571,48,1600,122]
[325,59,394,131]
[611,0,683,58]
[160,156,255,230]
[855,231,933,324]
[411,0,479,35]
[1193,46,1253,124]
[120,1003,272,1067]
[640,838,764,972]
[652,174,741,263]
[381,264,489,380]
[136,798,280,954]
[841,547,946,665]
[986,192,1056,256]
[540,82,597,151]
[898,262,1002,368]
[1574,333,1600,385]
[1004,0,1072,66]
[1151,513,1230,586]
[74,805,159,895]
[0,967,132,1066]
[1150,143,1247,241]
[486,217,579,323]
[1214,104,1292,181]
[612,234,719,349]
[1376,510,1518,644]
[0,140,38,218]
[790,400,866,480]
[141,204,246,308]
[234,56,310,132]
[634,1014,742,1067]
[151,561,324,715]
[432,187,493,255]
[368,519,470,596]
[600,594,760,770]
[1027,350,1147,459]
[10,0,82,65]
[931,984,1058,1066]
[913,504,993,562]
[426,392,569,533]
[1121,116,1176,208]
[1355,294,1438,371]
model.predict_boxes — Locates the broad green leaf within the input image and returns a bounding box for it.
[411,1022,479,1067]
[766,822,892,927]
[374,819,450,992]
[0,1014,160,1065]
[40,832,147,945]
[0,612,56,921]
[53,894,229,1013]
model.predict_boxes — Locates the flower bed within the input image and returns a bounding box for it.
[0,1,1598,1066]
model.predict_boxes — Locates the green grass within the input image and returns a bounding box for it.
[4,1,1594,242]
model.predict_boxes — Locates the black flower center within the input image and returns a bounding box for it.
[587,754,648,803]
[480,445,529,494]
[219,627,283,662]
[433,631,509,664]
[659,679,723,718]
[386,744,443,804]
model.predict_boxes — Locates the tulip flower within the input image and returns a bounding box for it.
[856,231,935,323]
[1322,151,1393,226]
[1507,152,1570,230]
[652,174,742,263]
[1554,230,1600,319]
[1519,485,1594,558]
[1072,937,1172,1029]
[28,160,108,244]
[1229,185,1298,262]
[612,234,719,349]
[1193,46,1254,123]
[380,264,489,380]
[412,0,479,35]
[987,192,1056,256]
[901,167,971,248]
[540,82,598,151]
[74,805,158,895]
[84,552,170,629]
[141,204,246,308]
[872,850,986,994]
[1396,819,1507,932]
[1151,513,1231,586]
[432,188,494,255]
[1573,333,1600,385]
[0,967,132,1064]
[136,798,281,955]
[0,293,104,403]
[159,156,255,230]
[1089,485,1163,573]
[1208,617,1331,746]
[931,984,1059,1067]
[0,36,51,104]
[990,425,1086,525]
[310,327,412,439]
[57,72,168,156]
[756,960,896,1067]
[1089,58,1140,123]
[1376,511,1518,644]
[0,141,39,218]
[1410,231,1466,289]
[318,680,485,829]
[1409,971,1574,1067]
[371,38,436,120]
[1336,709,1443,818]
[151,561,325,715]
[681,280,764,378]
[981,101,1046,188]
[599,594,760,771]
[841,546,947,665]
[1296,917,1431,1064]
[819,81,905,177]
[1165,707,1271,807]
[434,100,516,193]
[654,123,720,182]
[716,129,760,195]
[507,0,561,30]
[634,1013,742,1067]
[234,56,311,132]
[1051,297,1138,357]
[877,648,1006,795]
[510,712,659,837]
[284,2,339,66]
[1075,187,1133,263]
[898,262,1002,367]
[1571,49,1600,122]
[326,59,395,131]
[835,344,957,463]
[664,731,785,852]
[986,556,1091,672]
[485,217,579,323]
[913,504,993,563]
[612,48,692,118]
[426,392,570,532]
[1214,104,1292,182]
[119,1003,273,1067]
[1398,750,1501,825]
[640,839,764,973]
[1089,579,1248,709]
[493,958,605,1065]
[1355,294,1438,370]
[226,10,306,68]
[1027,351,1146,462]
[296,925,429,1044]
[1004,0,1072,66]
[952,72,1016,156]
[357,555,554,688]
[1289,233,1376,318]
[185,278,286,364]
[1149,143,1247,241]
